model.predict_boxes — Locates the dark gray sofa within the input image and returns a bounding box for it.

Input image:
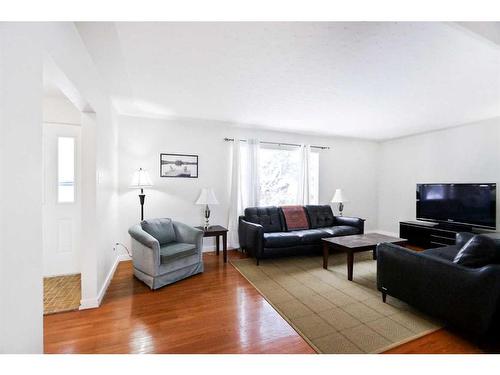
[239,205,365,264]
[377,232,500,336]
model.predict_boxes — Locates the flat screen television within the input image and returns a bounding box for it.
[416,183,497,229]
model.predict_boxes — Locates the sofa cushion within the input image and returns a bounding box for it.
[141,218,176,245]
[321,225,360,237]
[245,206,283,233]
[304,205,335,228]
[453,234,497,268]
[159,242,197,263]
[423,245,460,262]
[296,229,328,244]
[281,205,309,231]
[263,232,301,248]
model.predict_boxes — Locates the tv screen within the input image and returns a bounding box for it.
[416,183,496,229]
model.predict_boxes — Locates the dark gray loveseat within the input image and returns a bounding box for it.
[377,232,500,336]
[238,205,365,264]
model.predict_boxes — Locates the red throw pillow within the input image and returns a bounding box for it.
[281,206,309,231]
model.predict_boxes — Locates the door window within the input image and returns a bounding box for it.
[57,137,75,203]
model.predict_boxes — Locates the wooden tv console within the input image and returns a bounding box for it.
[399,221,475,249]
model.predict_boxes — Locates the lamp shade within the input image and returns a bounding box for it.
[331,188,347,203]
[196,188,219,205]
[130,168,153,189]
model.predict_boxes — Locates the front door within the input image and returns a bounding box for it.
[42,122,82,277]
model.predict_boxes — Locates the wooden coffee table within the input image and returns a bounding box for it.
[322,233,407,281]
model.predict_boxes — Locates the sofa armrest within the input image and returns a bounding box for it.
[456,232,474,248]
[335,216,365,233]
[377,242,500,335]
[129,224,161,275]
[128,224,160,249]
[239,219,264,258]
[238,216,247,249]
[173,221,203,246]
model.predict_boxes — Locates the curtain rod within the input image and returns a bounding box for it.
[223,137,330,150]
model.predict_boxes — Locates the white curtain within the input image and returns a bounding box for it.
[227,138,260,248]
[297,144,311,205]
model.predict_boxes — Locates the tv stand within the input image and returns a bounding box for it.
[399,221,474,249]
[435,222,472,232]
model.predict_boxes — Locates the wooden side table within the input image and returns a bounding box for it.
[195,225,228,263]
[322,233,407,281]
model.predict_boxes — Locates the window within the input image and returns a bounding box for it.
[57,137,75,203]
[308,151,319,204]
[258,146,319,206]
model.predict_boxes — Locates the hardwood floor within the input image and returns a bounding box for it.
[44,250,492,354]
[384,330,483,354]
[44,250,315,354]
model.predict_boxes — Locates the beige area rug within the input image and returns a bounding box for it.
[44,274,81,315]
[232,254,442,353]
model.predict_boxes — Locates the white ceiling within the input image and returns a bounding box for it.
[76,22,500,140]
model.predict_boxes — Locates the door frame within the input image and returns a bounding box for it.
[44,56,99,310]
[42,121,82,278]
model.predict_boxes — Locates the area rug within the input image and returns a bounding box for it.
[44,274,81,315]
[231,253,442,353]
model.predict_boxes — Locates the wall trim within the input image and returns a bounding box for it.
[202,245,217,253]
[80,253,128,310]
[202,245,240,253]
[117,253,132,261]
[366,229,399,238]
[80,298,99,310]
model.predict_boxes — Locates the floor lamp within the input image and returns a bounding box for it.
[130,168,153,221]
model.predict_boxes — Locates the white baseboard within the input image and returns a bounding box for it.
[79,253,127,310]
[96,254,121,306]
[202,245,239,253]
[80,298,99,310]
[366,229,399,237]
[202,244,216,253]
[117,253,132,261]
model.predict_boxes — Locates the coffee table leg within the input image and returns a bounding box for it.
[347,251,354,281]
[373,248,377,260]
[223,232,227,263]
[323,243,329,269]
[216,236,220,255]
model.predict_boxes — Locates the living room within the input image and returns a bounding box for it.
[2,1,500,373]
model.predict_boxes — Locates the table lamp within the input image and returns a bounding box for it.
[331,188,347,216]
[196,188,219,229]
[130,168,153,221]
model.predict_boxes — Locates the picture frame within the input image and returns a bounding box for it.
[160,153,199,178]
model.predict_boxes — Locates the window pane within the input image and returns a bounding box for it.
[258,147,320,206]
[259,147,301,206]
[58,137,75,203]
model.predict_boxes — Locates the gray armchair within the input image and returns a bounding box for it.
[128,218,204,290]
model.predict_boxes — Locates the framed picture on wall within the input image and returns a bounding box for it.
[160,153,199,178]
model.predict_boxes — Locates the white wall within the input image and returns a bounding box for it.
[0,23,44,354]
[43,96,81,124]
[0,23,118,353]
[378,117,500,235]
[118,115,380,249]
